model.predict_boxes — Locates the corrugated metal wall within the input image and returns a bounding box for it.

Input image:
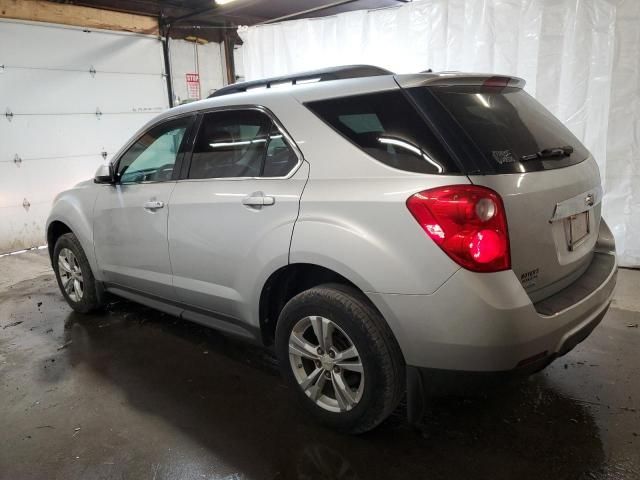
[0,20,229,254]
[0,19,169,253]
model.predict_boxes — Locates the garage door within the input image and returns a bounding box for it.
[0,19,169,253]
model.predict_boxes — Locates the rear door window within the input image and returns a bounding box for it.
[189,110,270,179]
[407,86,590,173]
[306,91,460,175]
[188,110,299,179]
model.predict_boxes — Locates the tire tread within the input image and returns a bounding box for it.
[53,232,102,313]
[276,283,405,433]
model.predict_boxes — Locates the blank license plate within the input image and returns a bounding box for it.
[567,211,589,249]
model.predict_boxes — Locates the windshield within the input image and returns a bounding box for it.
[407,86,590,174]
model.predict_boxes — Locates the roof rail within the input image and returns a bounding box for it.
[208,64,393,98]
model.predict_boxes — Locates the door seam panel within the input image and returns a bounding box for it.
[288,160,311,264]
[165,181,179,292]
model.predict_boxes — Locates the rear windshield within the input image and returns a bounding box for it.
[305,91,461,175]
[407,86,590,174]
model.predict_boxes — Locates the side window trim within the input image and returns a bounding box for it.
[178,112,203,180]
[170,115,198,182]
[259,122,275,176]
[177,105,303,181]
[111,113,196,185]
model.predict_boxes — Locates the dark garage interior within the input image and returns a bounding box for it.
[1,1,639,479]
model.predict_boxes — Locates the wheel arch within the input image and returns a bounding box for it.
[258,262,395,349]
[46,212,99,281]
[47,220,73,260]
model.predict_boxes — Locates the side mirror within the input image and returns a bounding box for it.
[94,164,115,184]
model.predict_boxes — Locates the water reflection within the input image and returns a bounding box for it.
[56,299,607,480]
[296,445,359,480]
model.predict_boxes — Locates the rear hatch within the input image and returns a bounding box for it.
[400,75,602,301]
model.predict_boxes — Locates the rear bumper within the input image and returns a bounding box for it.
[367,218,617,424]
[390,250,615,425]
[368,249,617,372]
[406,299,609,389]
[404,302,610,423]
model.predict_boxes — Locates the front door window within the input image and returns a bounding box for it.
[117,118,190,184]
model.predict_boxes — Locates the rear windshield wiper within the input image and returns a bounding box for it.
[521,145,574,162]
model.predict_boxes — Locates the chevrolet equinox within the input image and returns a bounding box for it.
[47,65,617,433]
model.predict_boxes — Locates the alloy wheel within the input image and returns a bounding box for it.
[58,248,84,302]
[288,316,364,412]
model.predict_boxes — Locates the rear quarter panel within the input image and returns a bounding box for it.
[291,177,463,295]
[279,100,463,295]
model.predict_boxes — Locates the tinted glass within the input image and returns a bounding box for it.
[306,91,459,175]
[263,124,298,177]
[408,86,590,173]
[117,118,189,184]
[189,110,270,179]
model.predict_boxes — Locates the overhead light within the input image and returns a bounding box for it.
[215,0,239,5]
[209,139,266,148]
[378,137,444,173]
[475,93,490,108]
[379,137,421,156]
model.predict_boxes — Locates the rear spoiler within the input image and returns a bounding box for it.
[395,73,526,89]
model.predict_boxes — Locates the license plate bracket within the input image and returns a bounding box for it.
[565,211,590,251]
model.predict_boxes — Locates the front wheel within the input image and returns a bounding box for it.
[275,284,404,434]
[53,233,102,313]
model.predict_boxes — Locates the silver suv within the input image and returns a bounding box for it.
[47,65,617,433]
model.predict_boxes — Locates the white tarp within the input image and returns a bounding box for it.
[238,0,640,267]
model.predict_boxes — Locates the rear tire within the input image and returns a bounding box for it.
[275,283,404,434]
[53,233,102,313]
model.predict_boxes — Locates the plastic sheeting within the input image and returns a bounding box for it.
[238,0,640,267]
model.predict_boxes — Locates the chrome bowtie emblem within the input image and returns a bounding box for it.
[585,193,594,207]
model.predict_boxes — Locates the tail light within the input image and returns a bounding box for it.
[406,185,510,272]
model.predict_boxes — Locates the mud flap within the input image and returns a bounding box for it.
[406,367,426,426]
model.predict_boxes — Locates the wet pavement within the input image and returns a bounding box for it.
[1,251,639,480]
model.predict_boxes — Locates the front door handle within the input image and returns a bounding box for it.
[242,194,275,207]
[143,200,165,210]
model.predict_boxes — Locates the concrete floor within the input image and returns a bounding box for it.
[1,250,639,480]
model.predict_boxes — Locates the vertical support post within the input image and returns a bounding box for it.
[160,17,174,108]
[222,27,237,86]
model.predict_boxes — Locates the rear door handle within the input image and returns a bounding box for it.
[143,200,165,210]
[242,194,275,207]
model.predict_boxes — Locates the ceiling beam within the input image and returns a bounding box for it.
[259,0,360,24]
[0,0,159,35]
